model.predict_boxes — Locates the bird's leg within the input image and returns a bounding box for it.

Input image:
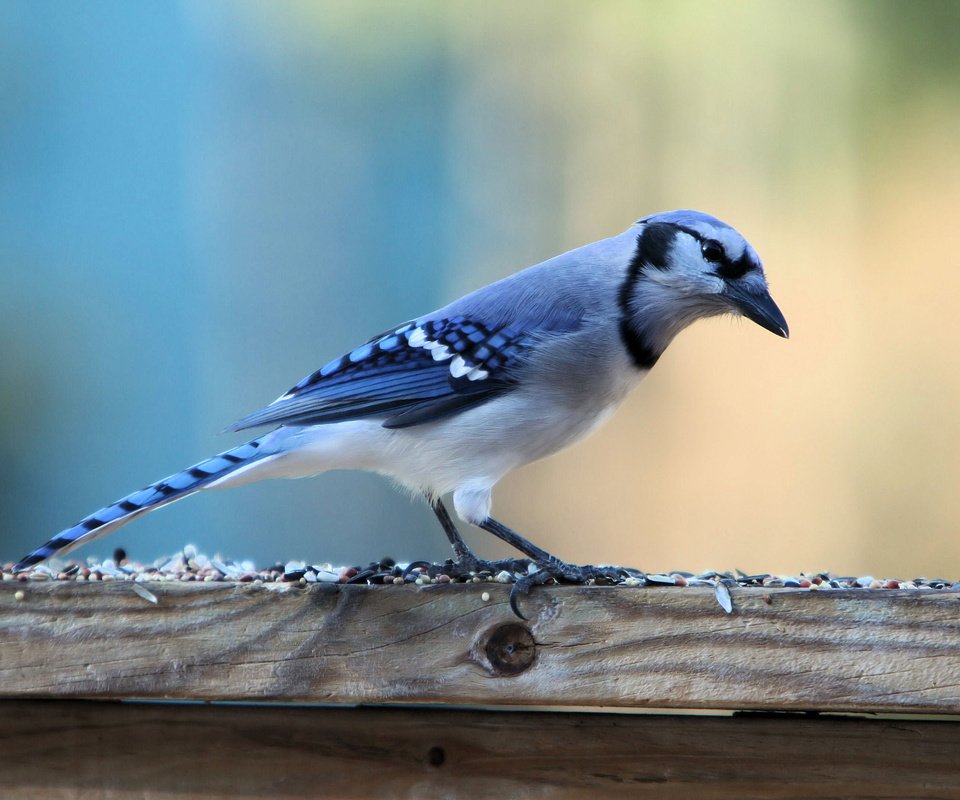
[427,496,531,576]
[478,516,646,616]
[430,495,474,563]
[477,517,578,576]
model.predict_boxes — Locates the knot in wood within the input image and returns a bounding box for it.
[483,623,536,676]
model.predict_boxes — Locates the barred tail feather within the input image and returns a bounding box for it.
[13,436,270,571]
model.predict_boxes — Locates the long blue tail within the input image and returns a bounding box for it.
[14,436,269,571]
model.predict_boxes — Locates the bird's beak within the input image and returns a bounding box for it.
[724,283,789,338]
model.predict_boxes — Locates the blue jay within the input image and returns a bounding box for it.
[15,210,788,608]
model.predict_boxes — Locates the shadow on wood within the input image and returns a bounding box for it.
[2,700,960,799]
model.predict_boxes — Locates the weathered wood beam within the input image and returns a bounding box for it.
[3,700,960,799]
[2,582,960,713]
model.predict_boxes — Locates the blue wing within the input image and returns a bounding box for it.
[229,316,544,431]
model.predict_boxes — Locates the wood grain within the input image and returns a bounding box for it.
[3,700,960,799]
[2,581,960,713]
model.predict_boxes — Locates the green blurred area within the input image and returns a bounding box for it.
[2,0,959,576]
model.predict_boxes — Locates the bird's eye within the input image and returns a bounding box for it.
[701,240,725,263]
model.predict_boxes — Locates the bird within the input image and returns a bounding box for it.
[14,209,788,612]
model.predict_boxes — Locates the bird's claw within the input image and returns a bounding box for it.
[507,562,646,617]
[400,560,434,581]
[509,569,553,618]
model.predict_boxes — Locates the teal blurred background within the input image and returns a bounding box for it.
[3,1,960,576]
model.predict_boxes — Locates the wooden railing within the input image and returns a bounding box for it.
[3,580,960,797]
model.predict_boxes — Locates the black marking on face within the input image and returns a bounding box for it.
[617,226,671,370]
[631,222,675,271]
[675,224,756,282]
[713,251,755,281]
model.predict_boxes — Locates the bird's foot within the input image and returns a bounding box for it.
[452,554,533,578]
[403,556,533,581]
[509,562,647,618]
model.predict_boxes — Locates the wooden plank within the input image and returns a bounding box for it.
[2,581,960,713]
[2,700,960,799]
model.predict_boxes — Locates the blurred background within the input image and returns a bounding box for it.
[2,0,959,577]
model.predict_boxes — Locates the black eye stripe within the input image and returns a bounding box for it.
[673,224,755,280]
[714,253,754,281]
